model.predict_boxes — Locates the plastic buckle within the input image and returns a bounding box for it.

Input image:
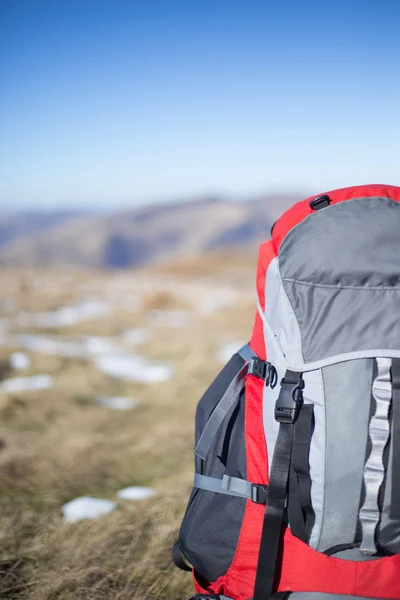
[248,359,278,389]
[251,483,269,504]
[274,375,304,424]
[265,364,278,389]
[248,358,267,380]
[309,194,331,210]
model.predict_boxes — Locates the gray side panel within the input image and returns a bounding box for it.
[283,280,400,364]
[378,423,400,552]
[290,595,387,600]
[359,358,392,555]
[318,359,373,552]
[303,368,325,549]
[279,196,400,364]
[262,257,294,473]
[265,256,303,365]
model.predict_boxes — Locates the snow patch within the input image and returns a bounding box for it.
[0,374,53,394]
[17,334,83,357]
[9,352,31,371]
[95,396,136,410]
[62,496,117,523]
[95,354,173,383]
[116,486,156,501]
[18,299,111,328]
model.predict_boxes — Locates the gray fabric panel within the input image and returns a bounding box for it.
[303,368,326,549]
[318,359,373,552]
[265,256,303,365]
[333,547,383,561]
[279,196,400,364]
[282,279,400,364]
[289,595,387,600]
[262,258,293,474]
[359,358,392,555]
[194,362,248,461]
[378,417,400,552]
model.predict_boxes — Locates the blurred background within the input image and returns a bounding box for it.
[0,1,399,598]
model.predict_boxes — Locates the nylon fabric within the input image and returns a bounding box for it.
[288,404,315,543]
[288,595,392,600]
[253,417,296,600]
[359,358,392,555]
[318,360,372,552]
[195,362,248,461]
[390,358,400,518]
[193,473,267,503]
[279,197,400,364]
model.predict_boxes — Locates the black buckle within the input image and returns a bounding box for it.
[309,194,331,210]
[248,359,278,389]
[251,483,269,504]
[274,374,304,424]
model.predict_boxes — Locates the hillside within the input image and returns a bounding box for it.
[0,194,300,268]
[0,253,258,599]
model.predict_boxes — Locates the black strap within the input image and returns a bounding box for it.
[171,541,192,572]
[271,594,292,600]
[288,404,315,543]
[253,371,304,600]
[391,359,400,518]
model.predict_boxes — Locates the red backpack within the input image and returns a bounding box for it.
[173,184,400,600]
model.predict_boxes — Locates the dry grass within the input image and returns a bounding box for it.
[0,255,255,599]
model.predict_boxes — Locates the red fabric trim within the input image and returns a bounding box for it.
[276,527,400,598]
[273,183,400,251]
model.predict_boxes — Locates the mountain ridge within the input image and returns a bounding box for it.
[0,194,302,268]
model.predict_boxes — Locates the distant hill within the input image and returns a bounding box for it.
[0,194,301,269]
[0,210,87,249]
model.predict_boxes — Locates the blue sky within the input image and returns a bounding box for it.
[1,0,399,209]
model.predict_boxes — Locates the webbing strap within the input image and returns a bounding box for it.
[194,361,249,461]
[253,370,303,600]
[195,473,251,498]
[238,343,257,363]
[391,358,400,518]
[171,541,192,572]
[359,357,392,555]
[288,404,315,543]
[194,473,268,504]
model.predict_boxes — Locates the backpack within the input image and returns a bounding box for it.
[172,184,400,600]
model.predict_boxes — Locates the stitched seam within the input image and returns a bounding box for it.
[283,278,400,291]
[278,259,305,364]
[278,195,396,253]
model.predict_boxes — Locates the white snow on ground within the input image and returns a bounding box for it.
[148,309,189,328]
[0,374,53,394]
[94,354,173,383]
[122,328,148,346]
[9,352,31,371]
[217,341,247,364]
[82,336,122,356]
[17,299,111,328]
[95,396,136,410]
[116,486,156,500]
[17,334,83,357]
[62,496,117,523]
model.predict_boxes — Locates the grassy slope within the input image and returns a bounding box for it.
[0,252,256,599]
